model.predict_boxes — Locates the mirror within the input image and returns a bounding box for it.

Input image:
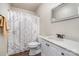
[51,3,79,23]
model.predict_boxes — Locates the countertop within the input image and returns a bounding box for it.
[39,35,79,55]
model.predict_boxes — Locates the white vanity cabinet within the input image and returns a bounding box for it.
[39,38,59,56]
[39,38,78,56]
[39,38,48,56]
[46,43,60,56]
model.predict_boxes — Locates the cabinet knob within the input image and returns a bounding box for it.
[46,43,50,46]
[61,52,64,56]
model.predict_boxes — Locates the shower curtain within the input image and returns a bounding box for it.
[8,8,39,55]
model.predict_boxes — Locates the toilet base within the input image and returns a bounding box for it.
[29,52,41,56]
[29,49,41,56]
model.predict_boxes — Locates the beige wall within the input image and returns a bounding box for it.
[0,3,10,56]
[0,3,10,17]
[36,3,79,42]
[36,3,61,35]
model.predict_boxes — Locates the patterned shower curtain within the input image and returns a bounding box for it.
[8,8,39,55]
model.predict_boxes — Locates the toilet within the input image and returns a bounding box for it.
[28,41,41,56]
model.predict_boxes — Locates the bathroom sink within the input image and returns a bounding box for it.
[46,35,63,40]
[47,35,57,39]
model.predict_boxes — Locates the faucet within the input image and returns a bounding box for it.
[56,34,65,39]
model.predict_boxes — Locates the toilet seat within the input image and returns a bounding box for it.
[28,42,40,48]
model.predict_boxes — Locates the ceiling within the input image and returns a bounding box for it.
[10,3,41,12]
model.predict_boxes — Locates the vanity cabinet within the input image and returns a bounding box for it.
[39,38,48,56]
[39,38,77,56]
[46,43,60,56]
[39,38,58,56]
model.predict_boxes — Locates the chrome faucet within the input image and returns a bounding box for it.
[56,34,65,39]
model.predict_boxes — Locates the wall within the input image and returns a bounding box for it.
[36,3,79,42]
[0,3,10,56]
[36,3,61,36]
[0,3,10,17]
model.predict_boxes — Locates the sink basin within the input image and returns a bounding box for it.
[46,35,57,39]
[46,35,63,40]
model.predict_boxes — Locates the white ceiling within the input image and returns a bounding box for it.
[10,3,41,12]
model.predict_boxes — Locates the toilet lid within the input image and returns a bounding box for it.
[28,42,40,46]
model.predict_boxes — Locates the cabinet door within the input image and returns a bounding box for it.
[40,39,59,56]
[41,43,48,56]
[39,38,48,56]
[58,48,77,56]
[50,42,77,56]
[46,43,59,56]
[39,38,60,56]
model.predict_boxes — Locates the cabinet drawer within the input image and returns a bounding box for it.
[58,47,78,56]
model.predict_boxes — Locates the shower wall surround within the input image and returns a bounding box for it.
[8,8,39,55]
